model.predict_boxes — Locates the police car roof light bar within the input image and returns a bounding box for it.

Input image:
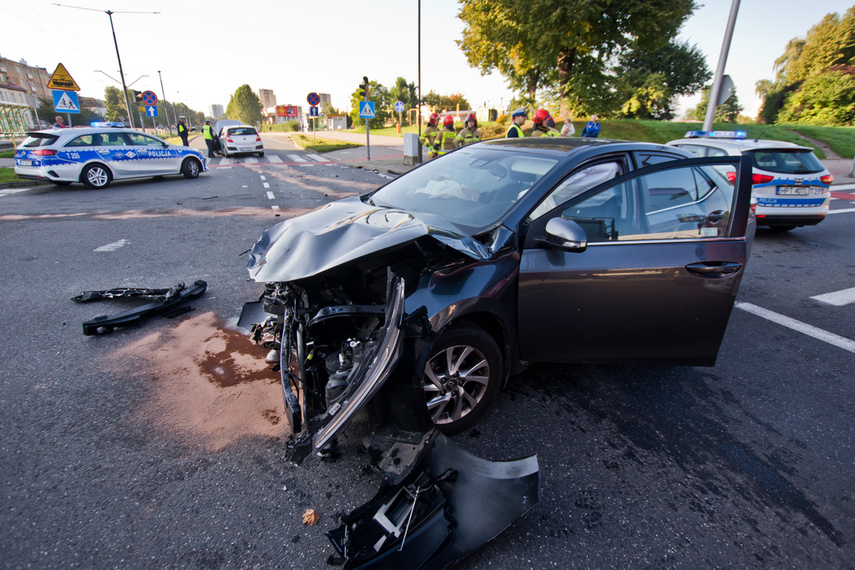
[685,130,747,139]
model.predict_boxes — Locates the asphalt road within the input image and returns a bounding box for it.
[1,141,853,568]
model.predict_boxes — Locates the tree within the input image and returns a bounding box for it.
[614,40,711,120]
[226,84,263,125]
[389,77,418,110]
[104,86,127,123]
[457,0,696,106]
[777,67,855,125]
[758,7,855,124]
[689,86,744,123]
[349,80,391,127]
[422,90,471,112]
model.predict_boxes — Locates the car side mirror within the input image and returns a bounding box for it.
[539,217,588,252]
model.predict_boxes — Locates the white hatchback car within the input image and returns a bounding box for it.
[14,123,207,189]
[667,131,833,230]
[219,124,264,158]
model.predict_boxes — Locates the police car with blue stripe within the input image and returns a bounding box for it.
[668,131,833,231]
[14,122,207,189]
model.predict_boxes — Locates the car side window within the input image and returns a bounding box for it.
[101,133,128,147]
[66,134,102,147]
[529,161,623,221]
[563,164,735,242]
[125,133,165,147]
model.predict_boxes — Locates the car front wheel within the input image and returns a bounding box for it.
[421,324,502,434]
[181,157,201,179]
[81,164,111,189]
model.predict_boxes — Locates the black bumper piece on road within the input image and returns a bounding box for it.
[73,280,207,335]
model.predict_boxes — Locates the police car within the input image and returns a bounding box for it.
[14,122,207,189]
[667,131,833,230]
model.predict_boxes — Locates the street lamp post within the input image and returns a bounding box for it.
[158,70,173,135]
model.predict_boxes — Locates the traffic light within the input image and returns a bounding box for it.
[133,90,143,103]
[359,76,369,99]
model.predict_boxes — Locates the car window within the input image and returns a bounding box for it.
[125,133,166,147]
[228,127,257,136]
[65,134,104,147]
[673,144,728,158]
[20,134,59,148]
[101,133,128,146]
[562,164,735,242]
[528,161,622,221]
[747,149,824,174]
[635,152,684,167]
[370,146,558,234]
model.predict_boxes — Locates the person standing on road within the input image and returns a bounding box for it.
[419,112,440,159]
[454,113,481,148]
[202,120,216,158]
[530,109,562,137]
[177,116,189,146]
[53,116,68,129]
[434,115,457,157]
[506,108,527,138]
[580,115,601,138]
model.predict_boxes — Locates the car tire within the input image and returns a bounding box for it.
[181,157,201,179]
[81,164,111,189]
[420,323,502,435]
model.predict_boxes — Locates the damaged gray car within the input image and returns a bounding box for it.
[239,137,755,462]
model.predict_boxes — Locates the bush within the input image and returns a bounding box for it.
[496,114,509,125]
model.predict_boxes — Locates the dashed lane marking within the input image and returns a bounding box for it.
[266,191,275,200]
[94,239,129,252]
[735,302,855,354]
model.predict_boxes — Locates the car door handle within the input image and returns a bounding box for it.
[685,261,742,277]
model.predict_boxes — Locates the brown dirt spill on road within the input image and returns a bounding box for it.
[0,207,311,222]
[112,311,290,450]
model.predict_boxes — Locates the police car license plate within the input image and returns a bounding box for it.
[19,159,32,166]
[777,186,823,196]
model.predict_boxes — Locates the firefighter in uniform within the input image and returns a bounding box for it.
[419,112,440,158]
[454,113,481,148]
[506,108,526,138]
[530,109,562,137]
[434,115,457,156]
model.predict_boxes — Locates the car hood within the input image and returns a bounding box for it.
[247,196,491,282]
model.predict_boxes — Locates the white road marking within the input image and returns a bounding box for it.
[828,208,855,215]
[267,155,283,163]
[266,191,275,200]
[288,154,307,162]
[735,302,855,354]
[832,183,855,191]
[263,182,270,189]
[307,154,326,162]
[220,158,234,165]
[0,187,32,196]
[259,175,266,180]
[94,239,129,252]
[245,157,258,164]
[272,205,280,210]
[811,286,855,306]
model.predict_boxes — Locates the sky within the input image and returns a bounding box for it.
[2,0,853,120]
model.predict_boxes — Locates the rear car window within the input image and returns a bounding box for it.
[746,149,824,174]
[228,128,257,136]
[21,134,59,148]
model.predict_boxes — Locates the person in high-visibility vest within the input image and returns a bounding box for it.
[454,113,481,148]
[506,108,526,138]
[530,109,562,137]
[434,115,457,156]
[419,112,440,159]
[202,120,216,158]
[177,116,189,146]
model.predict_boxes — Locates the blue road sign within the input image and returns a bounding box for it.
[394,100,405,113]
[307,92,320,106]
[146,105,158,117]
[359,101,375,118]
[52,89,80,113]
[142,90,158,106]
[309,106,319,117]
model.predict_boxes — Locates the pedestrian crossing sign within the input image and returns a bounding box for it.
[359,101,375,118]
[52,89,80,113]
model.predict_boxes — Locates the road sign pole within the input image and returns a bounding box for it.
[67,113,72,127]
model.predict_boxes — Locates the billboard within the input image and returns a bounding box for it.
[276,105,300,118]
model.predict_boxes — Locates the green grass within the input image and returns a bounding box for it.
[291,134,361,153]
[0,149,15,158]
[0,167,22,184]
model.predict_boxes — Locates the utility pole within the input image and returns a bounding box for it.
[158,70,173,135]
[704,0,741,131]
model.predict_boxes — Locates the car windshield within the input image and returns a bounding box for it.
[746,149,824,174]
[20,134,59,148]
[369,147,558,234]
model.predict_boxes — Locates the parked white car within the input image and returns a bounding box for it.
[219,124,264,158]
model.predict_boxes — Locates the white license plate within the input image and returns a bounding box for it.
[777,186,823,196]
[18,159,32,166]
[240,146,253,151]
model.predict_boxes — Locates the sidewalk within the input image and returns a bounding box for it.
[280,130,419,175]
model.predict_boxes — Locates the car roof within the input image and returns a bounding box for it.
[480,136,693,160]
[668,137,811,153]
